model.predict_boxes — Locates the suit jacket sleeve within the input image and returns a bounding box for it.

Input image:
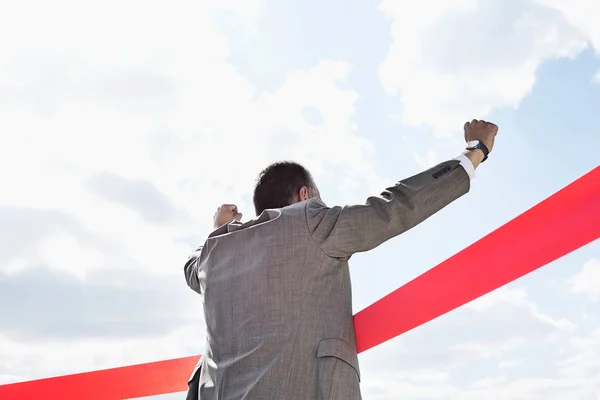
[306,159,470,258]
[184,245,204,294]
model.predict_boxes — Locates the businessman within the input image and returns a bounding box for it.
[185,119,498,399]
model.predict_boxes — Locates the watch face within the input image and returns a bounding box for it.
[466,140,479,148]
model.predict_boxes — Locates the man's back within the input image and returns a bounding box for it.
[189,201,360,399]
[185,158,472,399]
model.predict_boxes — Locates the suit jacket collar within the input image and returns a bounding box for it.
[208,209,282,238]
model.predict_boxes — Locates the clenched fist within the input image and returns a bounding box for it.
[213,204,243,229]
[464,119,498,153]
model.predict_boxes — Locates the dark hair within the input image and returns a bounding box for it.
[253,161,315,215]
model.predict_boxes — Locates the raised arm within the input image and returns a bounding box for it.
[306,119,498,259]
[184,245,204,294]
[184,204,243,294]
[306,159,469,258]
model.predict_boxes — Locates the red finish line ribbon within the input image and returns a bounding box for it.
[1,166,598,399]
[0,356,200,400]
[354,166,600,352]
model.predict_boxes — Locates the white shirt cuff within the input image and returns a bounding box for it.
[453,154,475,180]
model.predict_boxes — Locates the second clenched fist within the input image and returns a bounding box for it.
[213,204,243,229]
[464,119,498,153]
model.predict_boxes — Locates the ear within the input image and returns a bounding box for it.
[298,186,309,201]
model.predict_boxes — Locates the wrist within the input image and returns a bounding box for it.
[462,149,485,169]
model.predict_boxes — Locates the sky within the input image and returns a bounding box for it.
[0,0,599,399]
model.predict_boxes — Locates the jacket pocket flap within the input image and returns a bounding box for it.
[317,338,360,381]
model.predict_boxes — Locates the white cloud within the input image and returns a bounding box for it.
[360,327,600,399]
[465,286,576,332]
[0,0,380,282]
[37,234,106,279]
[378,0,593,136]
[413,149,441,169]
[356,279,592,399]
[568,258,600,301]
[558,329,600,379]
[533,0,600,84]
[358,256,600,399]
[450,336,528,359]
[533,0,600,50]
[0,375,23,386]
[498,360,521,369]
[0,323,204,383]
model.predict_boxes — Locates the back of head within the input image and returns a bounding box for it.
[253,161,317,215]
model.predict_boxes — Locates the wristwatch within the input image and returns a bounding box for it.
[466,140,490,162]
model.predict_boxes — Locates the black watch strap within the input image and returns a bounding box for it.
[466,140,489,162]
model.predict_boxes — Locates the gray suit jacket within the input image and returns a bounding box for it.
[184,160,470,399]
